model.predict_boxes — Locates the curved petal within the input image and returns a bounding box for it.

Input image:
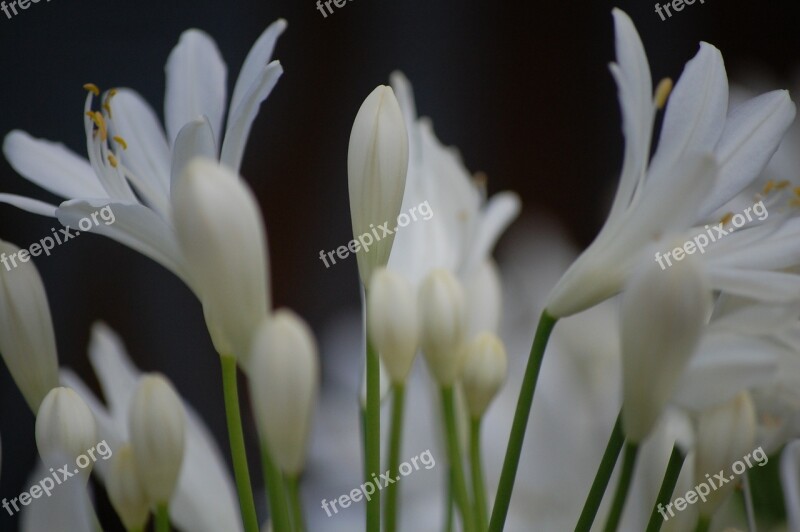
[171,116,218,188]
[708,267,800,303]
[3,130,106,199]
[229,19,287,117]
[20,460,94,532]
[0,193,58,216]
[165,29,227,147]
[461,191,521,274]
[220,61,283,171]
[108,89,172,199]
[56,199,190,287]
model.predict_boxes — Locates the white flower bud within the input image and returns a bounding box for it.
[418,269,467,386]
[172,157,270,363]
[461,333,508,418]
[250,310,319,475]
[106,444,149,531]
[620,246,711,443]
[129,374,186,504]
[359,357,391,409]
[367,268,419,384]
[694,392,756,516]
[0,240,59,412]
[348,85,409,286]
[35,387,97,471]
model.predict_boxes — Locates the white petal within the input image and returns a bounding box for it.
[20,460,94,532]
[3,130,106,199]
[0,193,58,216]
[220,61,283,171]
[229,19,286,118]
[461,191,521,274]
[56,199,190,286]
[463,259,502,338]
[108,89,172,199]
[171,116,218,188]
[389,71,422,159]
[164,29,227,146]
[708,267,800,302]
[699,90,796,218]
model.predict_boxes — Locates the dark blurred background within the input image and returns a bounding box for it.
[0,0,798,529]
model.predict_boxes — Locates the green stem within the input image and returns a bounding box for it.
[575,412,624,532]
[260,441,292,532]
[155,503,170,532]
[489,310,558,532]
[220,355,260,532]
[470,417,488,531]
[441,386,475,532]
[287,475,306,532]
[444,468,454,532]
[645,445,686,532]
[366,334,381,531]
[694,515,711,532]
[602,442,640,532]
[385,382,406,532]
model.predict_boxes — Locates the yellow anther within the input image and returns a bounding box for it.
[107,88,118,99]
[102,101,113,118]
[85,111,107,141]
[793,186,800,197]
[83,83,100,96]
[654,78,673,110]
[762,180,777,195]
[113,136,128,150]
[107,154,118,168]
[776,180,791,190]
[719,212,734,226]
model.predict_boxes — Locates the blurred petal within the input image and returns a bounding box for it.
[229,19,286,118]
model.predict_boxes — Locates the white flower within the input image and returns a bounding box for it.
[461,332,508,419]
[106,444,149,531]
[1,20,285,290]
[545,9,796,318]
[418,269,467,386]
[172,157,270,362]
[61,323,243,532]
[0,240,59,412]
[35,387,97,471]
[348,85,409,286]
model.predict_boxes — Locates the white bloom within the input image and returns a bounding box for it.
[348,85,409,286]
[0,240,59,412]
[545,9,796,317]
[35,387,97,471]
[61,323,243,532]
[106,444,149,531]
[461,332,508,419]
[129,374,186,504]
[249,310,319,476]
[172,157,270,362]
[418,269,467,386]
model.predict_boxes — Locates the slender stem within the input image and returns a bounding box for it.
[489,310,558,532]
[694,515,711,532]
[366,334,381,531]
[155,503,170,532]
[287,475,306,532]
[260,441,292,532]
[470,417,488,531]
[220,355,260,532]
[385,382,406,532]
[645,445,686,532]
[575,412,624,532]
[444,468,454,532]
[602,442,640,532]
[441,385,475,532]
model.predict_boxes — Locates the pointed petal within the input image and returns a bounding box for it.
[165,29,227,146]
[171,116,218,188]
[220,61,283,170]
[708,267,800,303]
[3,130,106,199]
[0,193,58,216]
[461,191,521,274]
[56,199,190,287]
[108,89,172,198]
[229,19,286,117]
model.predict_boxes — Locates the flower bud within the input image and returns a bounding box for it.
[129,374,186,504]
[250,310,319,475]
[35,387,97,471]
[418,269,467,386]
[367,268,419,384]
[359,357,391,409]
[172,157,270,363]
[461,333,508,418]
[106,444,149,531]
[620,245,711,443]
[348,85,409,286]
[694,391,756,516]
[0,240,59,412]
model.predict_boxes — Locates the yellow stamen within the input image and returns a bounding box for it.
[719,212,734,226]
[83,83,100,96]
[107,88,118,99]
[113,136,128,150]
[107,154,118,168]
[793,186,800,197]
[654,78,673,110]
[762,180,777,195]
[102,101,113,118]
[776,180,791,190]
[85,111,108,141]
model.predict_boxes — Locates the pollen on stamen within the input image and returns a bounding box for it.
[763,180,777,195]
[83,83,100,96]
[654,78,673,110]
[102,101,113,119]
[107,154,119,168]
[719,212,734,226]
[775,180,791,191]
[85,111,108,141]
[113,136,128,150]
